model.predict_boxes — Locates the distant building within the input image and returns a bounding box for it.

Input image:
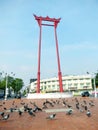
[29,74,93,93]
[30,78,37,84]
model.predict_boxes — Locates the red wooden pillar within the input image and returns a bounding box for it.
[37,19,42,93]
[34,16,42,93]
[54,22,63,92]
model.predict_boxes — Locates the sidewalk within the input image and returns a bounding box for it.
[0,97,98,130]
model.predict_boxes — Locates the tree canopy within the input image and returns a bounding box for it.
[0,76,24,93]
[95,73,98,87]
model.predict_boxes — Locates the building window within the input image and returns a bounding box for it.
[73,79,77,81]
[57,85,59,89]
[79,78,83,80]
[74,83,78,86]
[86,83,90,86]
[48,85,50,88]
[80,83,84,87]
[85,78,90,80]
[63,84,66,87]
[68,79,71,81]
[48,81,51,83]
[52,85,55,88]
[68,83,72,86]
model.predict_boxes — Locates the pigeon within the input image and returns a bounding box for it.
[42,104,48,109]
[84,106,88,111]
[90,100,94,103]
[83,100,87,104]
[23,104,32,111]
[32,107,38,112]
[20,102,25,105]
[18,109,23,116]
[56,100,60,104]
[0,104,3,107]
[36,106,42,111]
[28,110,36,117]
[12,101,15,105]
[10,108,14,113]
[49,102,54,107]
[89,102,95,107]
[86,110,91,117]
[3,102,5,104]
[45,100,51,104]
[46,113,56,120]
[66,109,73,115]
[2,114,10,120]
[67,104,72,108]
[79,109,84,113]
[0,112,4,117]
[24,104,28,112]
[4,107,7,110]
[51,100,56,104]
[33,106,42,112]
[30,101,35,105]
[27,107,32,111]
[76,103,79,110]
[62,100,67,106]
[62,102,66,107]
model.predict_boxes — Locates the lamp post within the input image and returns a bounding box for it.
[4,72,15,100]
[0,72,2,82]
[0,71,4,81]
[0,72,2,79]
[5,73,8,100]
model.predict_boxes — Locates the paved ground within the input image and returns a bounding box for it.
[0,96,98,130]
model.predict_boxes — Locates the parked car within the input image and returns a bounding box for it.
[81,91,90,97]
[0,93,4,99]
[0,89,4,99]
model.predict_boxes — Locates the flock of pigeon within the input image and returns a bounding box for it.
[0,97,95,121]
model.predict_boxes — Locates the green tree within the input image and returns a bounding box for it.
[0,79,6,90]
[13,78,24,93]
[0,76,24,93]
[92,73,98,90]
[95,73,98,88]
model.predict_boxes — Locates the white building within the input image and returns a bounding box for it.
[30,74,92,93]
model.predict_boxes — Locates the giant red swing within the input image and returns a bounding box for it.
[34,14,64,93]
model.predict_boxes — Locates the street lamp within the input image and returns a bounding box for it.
[5,73,8,100]
[4,72,15,100]
[0,72,2,79]
[0,71,4,80]
[0,72,2,82]
[0,71,7,100]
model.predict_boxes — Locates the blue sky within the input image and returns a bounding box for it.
[0,0,98,85]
